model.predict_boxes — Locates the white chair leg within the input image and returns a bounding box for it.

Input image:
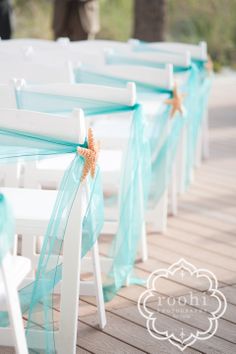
[195,129,202,168]
[21,235,36,278]
[169,162,178,216]
[91,241,106,329]
[148,190,168,233]
[202,110,209,160]
[11,234,18,256]
[1,255,28,354]
[57,188,84,354]
[176,126,187,195]
[58,252,81,354]
[140,221,148,262]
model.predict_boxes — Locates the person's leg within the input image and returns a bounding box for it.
[52,0,71,39]
[68,1,88,41]
[0,0,12,39]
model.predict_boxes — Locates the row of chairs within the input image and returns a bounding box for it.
[0,37,210,353]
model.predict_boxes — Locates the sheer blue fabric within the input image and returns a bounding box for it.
[74,67,190,206]
[0,193,15,265]
[99,47,212,188]
[125,41,213,185]
[0,125,104,353]
[14,91,151,301]
[106,51,191,73]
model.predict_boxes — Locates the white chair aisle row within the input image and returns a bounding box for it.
[0,37,212,354]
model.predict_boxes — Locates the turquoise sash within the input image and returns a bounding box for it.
[0,125,104,353]
[14,93,152,300]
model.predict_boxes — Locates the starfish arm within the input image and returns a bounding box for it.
[78,147,93,160]
[170,106,176,118]
[88,128,95,151]
[165,98,173,105]
[90,164,96,178]
[81,160,91,182]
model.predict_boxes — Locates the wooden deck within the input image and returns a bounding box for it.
[1,74,236,354]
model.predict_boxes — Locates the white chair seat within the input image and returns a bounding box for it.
[36,150,122,174]
[0,256,31,302]
[1,188,56,234]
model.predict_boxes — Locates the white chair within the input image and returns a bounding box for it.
[7,80,150,263]
[130,39,209,163]
[0,108,106,354]
[0,194,31,354]
[73,63,179,226]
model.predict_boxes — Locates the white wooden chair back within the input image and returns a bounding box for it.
[76,62,174,90]
[129,40,208,61]
[0,57,74,84]
[0,108,85,144]
[105,47,191,68]
[0,40,106,67]
[12,79,136,106]
[0,38,59,50]
[0,82,18,109]
[65,39,191,68]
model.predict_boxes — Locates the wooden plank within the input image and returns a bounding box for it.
[77,347,94,354]
[80,302,200,354]
[164,228,236,259]
[77,320,146,354]
[0,348,14,354]
[147,235,236,272]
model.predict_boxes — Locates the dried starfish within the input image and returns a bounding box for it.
[77,128,100,182]
[165,84,186,118]
[205,55,213,73]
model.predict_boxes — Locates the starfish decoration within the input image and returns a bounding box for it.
[165,84,186,118]
[205,55,213,73]
[77,128,100,182]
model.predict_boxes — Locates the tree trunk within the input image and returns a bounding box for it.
[133,0,166,42]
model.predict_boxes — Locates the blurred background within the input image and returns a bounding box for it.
[10,0,236,71]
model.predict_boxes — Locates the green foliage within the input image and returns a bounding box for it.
[166,0,236,69]
[98,0,133,40]
[11,0,236,68]
[12,0,53,39]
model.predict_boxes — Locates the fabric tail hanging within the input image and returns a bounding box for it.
[184,62,213,186]
[73,67,176,207]
[0,126,104,353]
[0,193,15,265]
[98,51,212,191]
[123,40,213,185]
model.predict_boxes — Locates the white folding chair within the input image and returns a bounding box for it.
[73,63,178,228]
[0,196,31,354]
[6,79,150,263]
[0,108,106,354]
[130,39,209,164]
